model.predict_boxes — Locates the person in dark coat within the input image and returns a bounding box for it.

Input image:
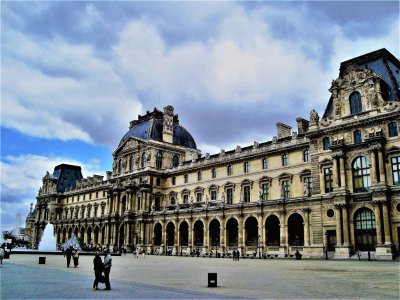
[65,246,72,268]
[93,251,104,290]
[232,250,236,261]
[236,249,240,261]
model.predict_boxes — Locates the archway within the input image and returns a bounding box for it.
[101,226,105,245]
[288,213,304,246]
[193,220,204,247]
[86,227,92,246]
[226,218,238,247]
[179,221,189,246]
[166,222,175,247]
[209,219,220,247]
[62,228,67,243]
[354,208,376,251]
[74,227,79,237]
[80,227,85,244]
[68,227,73,239]
[154,223,162,246]
[119,224,125,247]
[245,217,259,247]
[265,215,280,246]
[94,226,99,245]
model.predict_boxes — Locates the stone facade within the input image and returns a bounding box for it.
[26,48,400,260]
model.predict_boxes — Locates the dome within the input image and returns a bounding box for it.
[118,118,197,149]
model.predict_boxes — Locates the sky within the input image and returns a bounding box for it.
[1,1,399,232]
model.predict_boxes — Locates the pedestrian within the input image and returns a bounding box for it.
[73,249,79,267]
[236,249,240,261]
[103,250,112,290]
[232,250,236,261]
[66,246,72,268]
[92,251,104,290]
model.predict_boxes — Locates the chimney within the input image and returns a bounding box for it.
[296,117,309,134]
[163,105,174,144]
[276,122,292,139]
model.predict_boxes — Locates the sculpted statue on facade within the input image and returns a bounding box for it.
[310,109,319,125]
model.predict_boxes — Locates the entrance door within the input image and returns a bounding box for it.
[326,230,336,251]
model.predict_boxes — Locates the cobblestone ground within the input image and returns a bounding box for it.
[1,254,399,299]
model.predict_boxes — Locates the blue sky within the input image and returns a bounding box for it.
[1,1,399,231]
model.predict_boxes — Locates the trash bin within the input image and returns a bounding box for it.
[39,257,46,264]
[208,273,217,287]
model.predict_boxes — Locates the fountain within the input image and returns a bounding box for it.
[38,223,57,251]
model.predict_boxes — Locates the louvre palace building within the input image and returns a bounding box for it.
[26,48,400,260]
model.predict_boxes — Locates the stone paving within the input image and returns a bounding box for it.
[1,254,399,299]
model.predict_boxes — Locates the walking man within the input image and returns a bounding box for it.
[65,246,72,268]
[236,249,240,261]
[103,250,112,290]
[232,250,236,261]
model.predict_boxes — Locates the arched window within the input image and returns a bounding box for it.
[172,155,179,167]
[129,156,134,171]
[118,160,122,174]
[350,92,362,115]
[156,151,163,169]
[141,152,147,168]
[323,137,330,150]
[352,156,371,192]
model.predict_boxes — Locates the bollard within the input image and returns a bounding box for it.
[208,273,217,287]
[39,257,46,264]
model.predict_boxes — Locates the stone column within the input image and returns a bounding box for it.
[125,222,131,246]
[258,215,264,252]
[204,219,209,251]
[140,222,145,246]
[342,205,350,246]
[279,211,286,246]
[303,208,311,246]
[238,217,244,249]
[378,150,386,183]
[188,220,193,252]
[373,202,383,246]
[370,150,378,184]
[382,202,392,245]
[339,156,346,189]
[332,157,339,189]
[220,219,225,252]
[335,205,342,246]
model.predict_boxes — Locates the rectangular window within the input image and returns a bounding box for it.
[282,180,290,198]
[103,191,106,197]
[324,167,333,193]
[96,191,99,198]
[156,177,161,186]
[303,150,310,162]
[226,188,233,204]
[244,162,249,173]
[227,165,233,176]
[354,130,362,144]
[261,183,269,201]
[389,122,398,137]
[243,186,251,202]
[197,171,202,181]
[323,137,330,150]
[211,190,217,200]
[172,176,176,185]
[304,177,312,196]
[282,153,288,166]
[391,156,400,185]
[184,174,188,183]
[183,194,189,204]
[211,168,216,178]
[262,158,268,170]
[196,193,202,202]
[170,196,176,205]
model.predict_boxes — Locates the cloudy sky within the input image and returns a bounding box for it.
[1,1,399,231]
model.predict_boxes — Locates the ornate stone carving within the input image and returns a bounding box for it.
[310,109,319,125]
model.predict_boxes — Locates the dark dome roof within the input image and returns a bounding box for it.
[118,119,197,149]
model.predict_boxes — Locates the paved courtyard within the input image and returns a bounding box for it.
[1,254,399,299]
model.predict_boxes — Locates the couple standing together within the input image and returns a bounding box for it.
[93,251,112,290]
